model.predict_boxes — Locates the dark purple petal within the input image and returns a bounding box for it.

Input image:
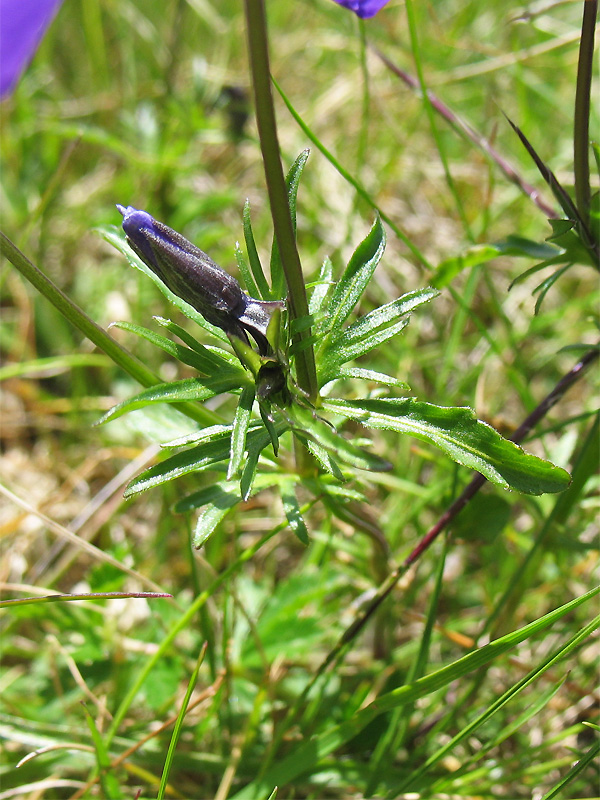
[0,0,64,98]
[331,0,391,19]
[117,205,284,354]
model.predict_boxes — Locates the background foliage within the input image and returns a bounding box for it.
[1,0,598,798]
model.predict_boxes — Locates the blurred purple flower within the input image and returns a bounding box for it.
[0,0,63,98]
[331,0,390,19]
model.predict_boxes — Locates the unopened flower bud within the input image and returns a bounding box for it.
[117,205,283,354]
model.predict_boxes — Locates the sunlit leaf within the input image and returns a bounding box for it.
[322,397,570,494]
[229,387,256,479]
[270,149,311,298]
[113,321,243,376]
[280,479,309,545]
[98,374,250,425]
[324,216,386,336]
[242,199,271,300]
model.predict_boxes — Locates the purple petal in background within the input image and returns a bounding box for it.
[331,0,391,19]
[0,0,63,98]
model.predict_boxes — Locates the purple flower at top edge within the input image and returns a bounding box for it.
[331,0,391,19]
[0,0,64,98]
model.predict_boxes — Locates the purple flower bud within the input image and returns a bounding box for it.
[0,0,64,98]
[117,205,283,355]
[331,0,391,19]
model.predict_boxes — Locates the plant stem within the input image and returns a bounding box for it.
[573,0,597,233]
[243,0,319,406]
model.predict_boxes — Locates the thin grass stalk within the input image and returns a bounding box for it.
[243,0,318,406]
[573,0,597,234]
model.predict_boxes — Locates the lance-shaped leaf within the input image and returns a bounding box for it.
[309,256,334,316]
[242,199,271,300]
[228,386,256,479]
[270,149,311,299]
[239,421,289,500]
[98,374,250,426]
[112,321,246,377]
[318,216,386,338]
[279,479,309,545]
[318,288,438,382]
[335,367,410,390]
[124,424,283,497]
[192,488,241,549]
[322,397,570,495]
[153,317,243,369]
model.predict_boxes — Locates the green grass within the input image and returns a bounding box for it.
[1,1,598,798]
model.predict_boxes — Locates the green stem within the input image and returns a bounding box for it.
[243,0,319,406]
[1,232,217,426]
[573,0,597,234]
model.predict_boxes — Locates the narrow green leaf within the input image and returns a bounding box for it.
[533,264,573,314]
[175,482,236,513]
[320,318,410,380]
[287,405,391,473]
[163,423,236,449]
[541,740,600,800]
[155,317,243,370]
[178,474,279,547]
[335,367,410,390]
[270,150,310,299]
[0,353,111,381]
[113,321,243,376]
[320,288,437,376]
[97,374,248,426]
[235,241,261,299]
[240,431,270,501]
[83,707,121,799]
[325,217,386,336]
[309,257,333,317]
[229,387,256,479]
[288,334,319,356]
[243,199,271,300]
[289,314,315,335]
[494,235,562,260]
[280,480,309,545]
[194,489,241,548]
[322,397,570,494]
[330,288,438,348]
[398,616,596,793]
[259,404,281,456]
[124,436,233,496]
[306,439,345,480]
[157,647,205,799]
[433,245,504,288]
